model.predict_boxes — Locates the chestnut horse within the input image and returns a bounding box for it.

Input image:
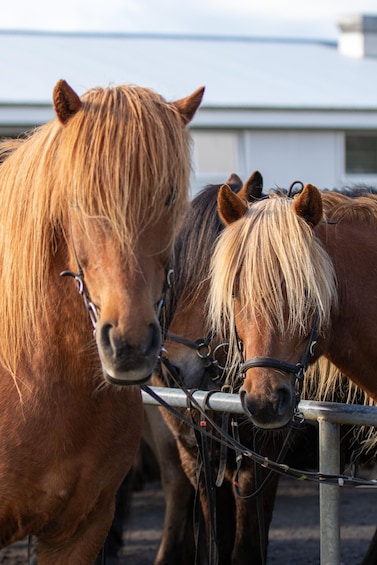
[0,79,203,564]
[151,171,300,564]
[151,178,377,564]
[211,183,377,428]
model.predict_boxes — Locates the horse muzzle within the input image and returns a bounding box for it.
[240,379,295,429]
[97,320,162,385]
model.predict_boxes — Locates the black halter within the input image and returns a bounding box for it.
[239,312,319,405]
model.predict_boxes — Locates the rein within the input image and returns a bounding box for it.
[154,302,377,488]
[157,334,303,565]
[155,307,376,488]
[142,381,377,488]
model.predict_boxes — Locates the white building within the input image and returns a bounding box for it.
[1,13,377,195]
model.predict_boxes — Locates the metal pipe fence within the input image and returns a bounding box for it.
[142,386,377,565]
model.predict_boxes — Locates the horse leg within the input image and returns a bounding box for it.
[176,436,240,564]
[188,468,239,564]
[172,437,214,565]
[232,462,280,565]
[156,457,195,565]
[143,405,197,564]
[213,481,237,564]
[36,492,117,565]
[93,475,133,564]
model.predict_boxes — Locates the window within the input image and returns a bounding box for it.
[345,134,377,174]
[192,130,238,174]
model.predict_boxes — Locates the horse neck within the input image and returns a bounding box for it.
[315,220,377,401]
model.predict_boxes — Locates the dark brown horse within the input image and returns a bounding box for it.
[0,79,203,564]
[151,171,294,564]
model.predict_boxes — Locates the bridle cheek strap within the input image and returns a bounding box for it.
[239,312,319,405]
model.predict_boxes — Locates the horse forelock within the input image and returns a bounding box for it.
[0,83,192,375]
[209,195,338,357]
[58,84,191,246]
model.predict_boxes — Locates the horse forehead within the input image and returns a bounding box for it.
[235,303,294,347]
[70,210,175,244]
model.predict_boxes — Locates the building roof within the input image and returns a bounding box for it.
[2,27,377,131]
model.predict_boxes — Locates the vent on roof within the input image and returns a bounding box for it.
[338,14,377,58]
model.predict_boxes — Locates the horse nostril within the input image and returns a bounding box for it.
[276,386,292,416]
[99,321,161,359]
[145,322,161,356]
[100,323,113,352]
[99,323,127,359]
[240,389,248,412]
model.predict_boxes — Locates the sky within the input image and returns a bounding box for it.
[2,0,377,40]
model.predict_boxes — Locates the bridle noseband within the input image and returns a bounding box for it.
[239,312,319,405]
[164,330,230,384]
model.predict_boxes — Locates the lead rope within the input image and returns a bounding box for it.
[253,431,266,565]
[215,411,229,487]
[191,392,219,564]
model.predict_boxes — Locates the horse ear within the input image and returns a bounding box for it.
[225,173,243,189]
[238,170,263,203]
[53,79,82,125]
[173,86,205,125]
[293,183,323,227]
[218,183,248,225]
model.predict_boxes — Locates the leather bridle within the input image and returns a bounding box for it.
[60,240,99,335]
[164,330,225,379]
[60,220,174,336]
[239,312,319,406]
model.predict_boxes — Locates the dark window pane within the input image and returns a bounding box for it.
[346,135,377,174]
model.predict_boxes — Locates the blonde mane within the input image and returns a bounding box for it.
[209,193,338,370]
[210,189,377,449]
[0,84,192,374]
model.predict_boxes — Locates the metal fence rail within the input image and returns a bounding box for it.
[142,386,377,565]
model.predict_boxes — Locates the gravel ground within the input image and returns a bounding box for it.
[119,475,377,565]
[2,474,376,564]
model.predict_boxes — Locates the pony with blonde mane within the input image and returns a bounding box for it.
[0,79,203,563]
[210,182,377,429]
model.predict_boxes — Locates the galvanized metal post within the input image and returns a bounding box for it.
[318,418,340,565]
[141,387,377,564]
